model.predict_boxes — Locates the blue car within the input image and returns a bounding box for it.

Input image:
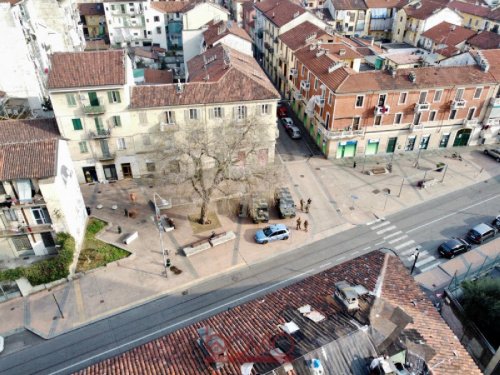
[254,224,290,244]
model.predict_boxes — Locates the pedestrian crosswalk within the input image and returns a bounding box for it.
[366,219,446,274]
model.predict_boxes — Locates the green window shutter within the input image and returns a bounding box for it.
[66,94,76,106]
[107,91,113,104]
[72,118,83,130]
[114,115,121,127]
[115,91,121,103]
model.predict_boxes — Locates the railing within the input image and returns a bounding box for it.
[97,152,115,161]
[451,99,467,110]
[490,97,500,107]
[0,195,46,208]
[322,127,365,139]
[83,103,105,115]
[410,123,424,131]
[414,103,430,113]
[160,122,179,132]
[88,129,112,139]
[0,223,53,237]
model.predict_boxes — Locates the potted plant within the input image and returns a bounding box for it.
[436,162,445,172]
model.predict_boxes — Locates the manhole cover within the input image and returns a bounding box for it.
[316,168,321,170]
[349,207,355,211]
[300,175,304,178]
[372,189,380,194]
[336,209,342,213]
[294,184,299,187]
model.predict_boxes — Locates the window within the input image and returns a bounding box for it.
[188,108,198,120]
[301,66,305,76]
[212,107,223,118]
[455,88,464,100]
[314,78,318,89]
[413,113,421,125]
[328,91,332,105]
[112,115,121,127]
[139,111,148,125]
[72,118,83,130]
[154,16,160,22]
[429,110,436,121]
[394,113,402,124]
[146,162,156,172]
[117,138,126,150]
[418,91,427,104]
[449,109,457,120]
[467,107,475,120]
[156,27,161,34]
[236,105,247,120]
[148,31,152,35]
[3,208,17,222]
[108,91,121,103]
[355,95,364,107]
[261,104,270,115]
[374,115,382,126]
[165,110,175,124]
[66,94,76,106]
[111,5,115,10]
[433,90,443,102]
[473,87,483,99]
[378,94,387,106]
[79,141,88,153]
[352,116,361,129]
[0,183,5,195]
[398,92,407,104]
[142,134,151,146]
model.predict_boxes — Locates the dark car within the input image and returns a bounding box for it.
[483,148,500,162]
[466,223,497,244]
[277,105,287,118]
[491,215,500,230]
[438,238,471,258]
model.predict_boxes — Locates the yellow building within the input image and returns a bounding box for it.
[78,3,107,40]
[448,0,500,33]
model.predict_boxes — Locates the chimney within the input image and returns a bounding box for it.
[339,49,346,56]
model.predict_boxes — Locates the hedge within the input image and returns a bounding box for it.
[0,232,75,286]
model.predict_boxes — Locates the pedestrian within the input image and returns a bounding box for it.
[307,198,312,206]
[353,161,357,169]
[305,198,311,213]
[124,208,129,217]
[299,198,304,211]
[304,220,309,232]
[117,225,122,234]
[296,217,302,230]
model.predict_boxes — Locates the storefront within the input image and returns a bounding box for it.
[336,140,357,158]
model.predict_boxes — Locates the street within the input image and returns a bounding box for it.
[0,178,498,375]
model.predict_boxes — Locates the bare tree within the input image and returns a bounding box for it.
[152,114,281,224]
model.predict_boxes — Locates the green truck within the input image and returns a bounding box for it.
[275,187,296,219]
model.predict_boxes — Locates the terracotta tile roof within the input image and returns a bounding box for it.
[0,118,60,180]
[203,20,252,47]
[150,0,192,13]
[467,31,500,50]
[77,2,105,16]
[336,64,497,93]
[365,0,400,8]
[420,21,476,46]
[255,0,306,27]
[478,49,500,81]
[84,39,110,51]
[278,21,327,51]
[0,0,21,5]
[332,0,367,10]
[322,43,364,59]
[434,45,460,57]
[130,45,279,108]
[404,0,450,20]
[144,68,174,84]
[48,50,126,89]
[76,251,481,375]
[448,0,494,18]
[134,47,159,60]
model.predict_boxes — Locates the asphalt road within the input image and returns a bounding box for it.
[0,177,498,375]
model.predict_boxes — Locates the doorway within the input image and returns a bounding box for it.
[336,141,357,158]
[453,129,471,147]
[366,139,379,155]
[386,137,397,153]
[41,232,56,248]
[88,92,99,106]
[419,135,430,150]
[405,136,416,151]
[103,164,118,180]
[439,133,450,148]
[121,163,133,178]
[82,167,97,183]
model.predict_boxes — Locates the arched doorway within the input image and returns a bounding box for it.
[453,128,472,147]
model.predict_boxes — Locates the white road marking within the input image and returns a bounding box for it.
[415,256,436,268]
[47,269,313,375]
[337,256,346,261]
[394,240,415,250]
[384,231,402,240]
[376,225,397,235]
[320,262,332,268]
[362,246,371,251]
[407,250,429,261]
[371,221,391,230]
[388,235,408,244]
[366,218,382,226]
[352,251,359,255]
[407,194,500,233]
[420,259,446,273]
[400,247,419,256]
[374,241,385,246]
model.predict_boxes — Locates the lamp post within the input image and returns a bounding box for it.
[153,192,168,277]
[410,246,422,275]
[414,146,422,168]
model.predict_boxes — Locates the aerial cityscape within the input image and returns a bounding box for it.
[0,0,499,374]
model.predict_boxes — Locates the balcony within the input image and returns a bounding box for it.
[83,102,105,115]
[89,129,112,139]
[294,91,303,100]
[374,105,390,116]
[160,122,179,132]
[290,68,298,78]
[490,97,500,107]
[0,223,53,238]
[300,80,310,91]
[0,194,46,208]
[464,118,479,128]
[414,103,430,113]
[451,99,467,110]
[97,152,115,161]
[410,123,424,132]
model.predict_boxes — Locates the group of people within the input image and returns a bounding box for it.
[296,197,312,232]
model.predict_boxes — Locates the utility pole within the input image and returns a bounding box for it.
[153,193,168,277]
[397,177,405,198]
[410,246,421,275]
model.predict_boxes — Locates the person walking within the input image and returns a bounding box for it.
[305,198,311,213]
[353,161,357,169]
[296,217,302,230]
[304,220,309,232]
[299,198,304,212]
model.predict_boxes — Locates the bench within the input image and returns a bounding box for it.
[368,167,388,175]
[183,240,211,257]
[209,231,236,247]
[418,178,438,189]
[123,231,139,245]
[159,215,175,232]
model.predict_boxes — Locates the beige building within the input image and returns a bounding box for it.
[48,48,280,184]
[0,118,87,260]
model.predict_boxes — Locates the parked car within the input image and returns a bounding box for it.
[277,105,287,118]
[254,224,290,244]
[280,117,294,130]
[466,223,497,244]
[438,238,471,258]
[491,215,500,230]
[483,148,500,162]
[286,125,302,139]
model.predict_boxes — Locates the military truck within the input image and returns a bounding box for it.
[275,187,296,219]
[249,195,269,223]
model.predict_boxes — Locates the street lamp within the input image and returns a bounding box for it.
[414,146,423,168]
[153,192,168,277]
[410,246,422,275]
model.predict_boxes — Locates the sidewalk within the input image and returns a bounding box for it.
[0,145,497,340]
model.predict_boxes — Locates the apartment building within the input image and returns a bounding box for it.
[448,1,500,33]
[201,20,252,56]
[48,47,280,183]
[324,0,369,36]
[78,2,107,40]
[291,45,499,158]
[0,119,87,260]
[103,0,149,47]
[0,0,84,114]
[365,0,399,39]
[418,21,476,58]
[392,0,462,45]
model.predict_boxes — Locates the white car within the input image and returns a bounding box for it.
[0,335,4,353]
[280,117,294,130]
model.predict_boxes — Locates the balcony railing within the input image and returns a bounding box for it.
[451,99,467,110]
[322,127,365,139]
[0,223,53,238]
[160,122,179,132]
[89,129,112,139]
[410,123,424,131]
[0,194,46,208]
[464,119,479,128]
[83,103,105,115]
[98,152,115,161]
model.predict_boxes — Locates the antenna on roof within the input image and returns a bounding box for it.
[223,48,231,68]
[293,11,300,18]
[408,71,416,83]
[176,79,184,94]
[328,62,343,73]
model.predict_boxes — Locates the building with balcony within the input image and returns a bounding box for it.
[365,0,399,39]
[418,21,476,59]
[291,45,499,158]
[78,2,108,41]
[0,0,84,115]
[103,0,149,47]
[201,20,252,56]
[324,0,369,36]
[448,0,500,33]
[0,118,87,260]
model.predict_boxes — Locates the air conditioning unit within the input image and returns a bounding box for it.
[317,97,325,107]
[415,103,430,112]
[290,68,298,77]
[451,99,467,109]
[374,105,390,115]
[300,80,310,91]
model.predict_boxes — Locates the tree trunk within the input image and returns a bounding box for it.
[199,199,209,224]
